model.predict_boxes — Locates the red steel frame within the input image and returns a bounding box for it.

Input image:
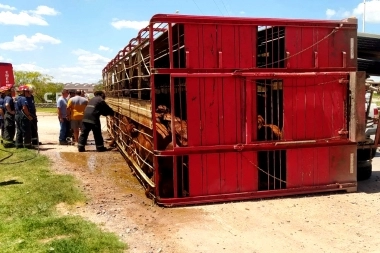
[103,14,358,206]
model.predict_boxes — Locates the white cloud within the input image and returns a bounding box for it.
[325,8,351,19]
[0,3,16,10]
[0,55,11,62]
[72,49,109,65]
[326,9,336,19]
[240,11,246,15]
[0,11,48,25]
[58,50,110,82]
[12,49,110,83]
[111,20,148,30]
[0,5,59,26]
[98,45,111,51]
[31,6,59,16]
[0,33,61,51]
[326,0,380,23]
[13,63,50,73]
[352,0,380,23]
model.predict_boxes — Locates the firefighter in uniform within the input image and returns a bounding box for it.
[2,84,16,148]
[0,87,5,141]
[25,84,40,145]
[78,90,114,152]
[15,85,33,149]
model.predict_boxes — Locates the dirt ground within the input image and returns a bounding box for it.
[36,112,380,253]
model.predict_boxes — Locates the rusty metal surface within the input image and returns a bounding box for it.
[349,72,367,142]
[103,14,358,206]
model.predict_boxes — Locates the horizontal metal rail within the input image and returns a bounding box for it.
[155,139,356,156]
[169,71,350,78]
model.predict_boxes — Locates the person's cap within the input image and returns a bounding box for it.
[25,84,35,91]
[17,85,30,91]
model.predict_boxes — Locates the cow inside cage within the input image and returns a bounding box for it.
[256,79,286,190]
[155,75,189,198]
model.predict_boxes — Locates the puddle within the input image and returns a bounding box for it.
[58,152,145,197]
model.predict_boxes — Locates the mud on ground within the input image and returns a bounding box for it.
[37,113,380,253]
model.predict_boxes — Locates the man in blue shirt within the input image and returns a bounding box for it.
[2,85,16,148]
[0,87,5,142]
[15,85,34,149]
[57,89,70,145]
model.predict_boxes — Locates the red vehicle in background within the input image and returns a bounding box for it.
[0,62,15,96]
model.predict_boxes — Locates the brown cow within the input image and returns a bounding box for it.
[257,115,282,140]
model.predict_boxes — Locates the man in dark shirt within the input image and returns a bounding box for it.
[78,90,114,152]
[15,85,34,149]
[0,87,5,142]
[25,84,40,146]
[2,84,16,148]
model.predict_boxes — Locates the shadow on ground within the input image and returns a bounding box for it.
[0,180,23,187]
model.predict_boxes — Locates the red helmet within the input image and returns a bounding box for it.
[17,85,30,91]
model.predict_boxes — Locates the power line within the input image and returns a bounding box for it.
[220,0,230,16]
[191,0,203,14]
[212,0,225,16]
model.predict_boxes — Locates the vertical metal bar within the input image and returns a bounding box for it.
[181,156,185,197]
[186,51,190,68]
[169,22,175,199]
[342,51,347,68]
[246,78,252,144]
[265,26,268,68]
[218,51,223,68]
[177,25,181,68]
[178,82,184,145]
[271,81,274,140]
[137,49,142,99]
[271,80,274,188]
[286,52,290,68]
[314,52,319,68]
[241,78,246,143]
[129,56,133,97]
[149,22,159,196]
[170,77,177,147]
[173,156,178,198]
[277,26,280,68]
[170,76,178,198]
[271,27,274,68]
[278,80,281,189]
[168,23,173,69]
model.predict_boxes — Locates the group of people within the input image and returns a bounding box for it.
[0,84,39,149]
[57,89,114,152]
[0,85,114,152]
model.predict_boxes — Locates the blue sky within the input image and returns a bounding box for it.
[0,0,379,83]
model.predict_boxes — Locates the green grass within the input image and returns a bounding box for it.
[0,148,126,253]
[36,107,57,114]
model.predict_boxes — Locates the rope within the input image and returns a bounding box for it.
[241,152,287,184]
[235,23,344,72]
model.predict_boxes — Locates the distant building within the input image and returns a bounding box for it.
[63,82,97,93]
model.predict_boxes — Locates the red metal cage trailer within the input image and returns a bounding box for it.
[103,14,367,206]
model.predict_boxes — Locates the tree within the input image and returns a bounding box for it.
[93,79,104,92]
[14,71,64,103]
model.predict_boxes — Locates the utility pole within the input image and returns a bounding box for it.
[363,0,366,32]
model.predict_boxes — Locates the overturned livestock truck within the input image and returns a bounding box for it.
[103,14,361,206]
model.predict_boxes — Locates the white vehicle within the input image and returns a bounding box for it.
[365,83,379,136]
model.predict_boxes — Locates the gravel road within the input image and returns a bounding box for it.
[36,112,380,253]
